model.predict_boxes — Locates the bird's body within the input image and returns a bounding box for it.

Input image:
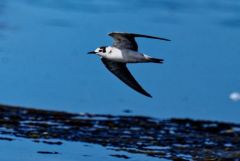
[88,32,170,97]
[96,46,160,63]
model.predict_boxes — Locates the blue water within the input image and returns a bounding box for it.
[1,1,240,122]
[1,1,240,161]
[0,134,167,161]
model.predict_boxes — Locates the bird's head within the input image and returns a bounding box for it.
[88,46,110,56]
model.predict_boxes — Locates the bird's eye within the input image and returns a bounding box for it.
[99,49,102,52]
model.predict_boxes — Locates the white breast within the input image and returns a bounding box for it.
[102,47,146,63]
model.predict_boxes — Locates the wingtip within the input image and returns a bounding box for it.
[164,38,171,41]
[146,94,153,98]
[156,37,171,42]
[142,92,152,98]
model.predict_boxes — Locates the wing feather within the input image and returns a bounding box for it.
[101,58,152,97]
[108,32,170,51]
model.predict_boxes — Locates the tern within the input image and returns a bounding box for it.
[88,32,170,97]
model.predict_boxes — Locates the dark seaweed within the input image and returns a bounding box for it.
[0,104,240,160]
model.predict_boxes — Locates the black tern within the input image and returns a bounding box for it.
[88,32,170,97]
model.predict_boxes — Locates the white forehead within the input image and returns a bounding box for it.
[95,47,100,51]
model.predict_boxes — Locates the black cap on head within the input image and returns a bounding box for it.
[99,46,107,53]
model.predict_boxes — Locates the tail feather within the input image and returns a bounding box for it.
[148,58,164,63]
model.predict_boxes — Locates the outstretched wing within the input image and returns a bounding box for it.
[101,58,152,97]
[108,32,170,51]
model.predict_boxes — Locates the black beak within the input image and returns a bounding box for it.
[88,51,96,54]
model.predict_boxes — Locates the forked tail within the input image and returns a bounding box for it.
[148,57,164,63]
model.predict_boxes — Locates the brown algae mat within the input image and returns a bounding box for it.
[0,104,240,160]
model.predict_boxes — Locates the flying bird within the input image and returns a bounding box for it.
[88,32,170,97]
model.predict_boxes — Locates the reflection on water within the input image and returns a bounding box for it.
[230,92,240,102]
[0,104,240,160]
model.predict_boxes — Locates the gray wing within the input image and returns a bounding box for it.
[108,32,170,51]
[101,58,152,97]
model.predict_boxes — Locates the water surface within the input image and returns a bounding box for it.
[1,0,240,122]
[0,0,240,160]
